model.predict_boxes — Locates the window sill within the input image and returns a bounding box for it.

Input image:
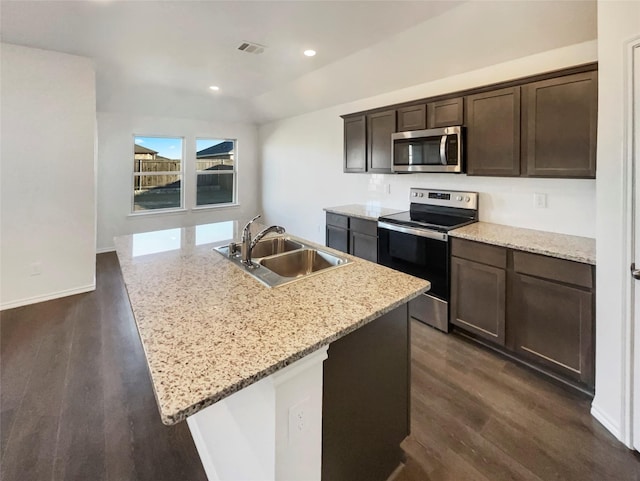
[191,203,240,212]
[127,208,188,218]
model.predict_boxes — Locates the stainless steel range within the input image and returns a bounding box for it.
[377,188,478,331]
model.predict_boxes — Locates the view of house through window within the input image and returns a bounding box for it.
[133,136,183,212]
[196,138,236,206]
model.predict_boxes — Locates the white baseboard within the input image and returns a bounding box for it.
[591,402,623,442]
[1,283,96,311]
[96,246,115,254]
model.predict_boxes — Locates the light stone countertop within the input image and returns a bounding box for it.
[450,222,596,265]
[114,220,429,425]
[324,204,404,221]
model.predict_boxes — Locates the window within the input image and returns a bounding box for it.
[195,138,237,207]
[133,136,183,212]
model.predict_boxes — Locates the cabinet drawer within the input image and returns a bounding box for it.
[513,251,592,289]
[326,213,349,229]
[350,218,377,237]
[451,238,507,269]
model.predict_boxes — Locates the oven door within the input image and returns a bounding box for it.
[377,222,449,300]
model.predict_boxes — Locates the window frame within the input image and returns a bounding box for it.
[131,135,186,215]
[193,137,239,210]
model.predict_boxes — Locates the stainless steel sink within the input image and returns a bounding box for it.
[250,238,304,258]
[258,249,346,278]
[213,236,351,287]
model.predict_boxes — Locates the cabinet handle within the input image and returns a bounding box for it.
[631,263,640,280]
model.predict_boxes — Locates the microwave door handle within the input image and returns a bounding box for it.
[439,135,447,165]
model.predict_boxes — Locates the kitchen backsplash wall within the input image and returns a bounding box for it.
[260,41,597,245]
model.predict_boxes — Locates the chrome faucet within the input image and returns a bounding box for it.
[241,214,285,268]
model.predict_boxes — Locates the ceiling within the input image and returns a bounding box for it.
[1,0,463,117]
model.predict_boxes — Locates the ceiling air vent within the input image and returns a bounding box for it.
[237,41,266,55]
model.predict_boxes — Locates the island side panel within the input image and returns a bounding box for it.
[322,303,410,481]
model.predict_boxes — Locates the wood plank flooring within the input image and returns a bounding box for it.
[396,320,640,481]
[1,252,639,480]
[1,253,207,481]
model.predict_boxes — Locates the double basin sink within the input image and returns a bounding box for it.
[214,236,351,288]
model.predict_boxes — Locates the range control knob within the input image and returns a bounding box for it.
[465,196,471,202]
[412,192,418,197]
[418,193,424,197]
[456,195,463,201]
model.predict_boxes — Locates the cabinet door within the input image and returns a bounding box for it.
[450,256,506,345]
[367,110,396,173]
[522,71,597,178]
[427,97,464,128]
[350,232,377,262]
[397,104,426,131]
[466,87,521,176]
[510,273,594,386]
[326,225,349,253]
[344,115,366,173]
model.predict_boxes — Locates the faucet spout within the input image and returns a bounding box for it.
[240,214,286,268]
[250,225,286,250]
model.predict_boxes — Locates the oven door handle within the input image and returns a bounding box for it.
[378,221,448,241]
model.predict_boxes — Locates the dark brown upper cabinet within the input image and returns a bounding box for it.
[397,104,426,132]
[341,63,597,178]
[367,109,396,173]
[521,71,597,178]
[427,97,464,128]
[343,114,366,173]
[466,87,521,176]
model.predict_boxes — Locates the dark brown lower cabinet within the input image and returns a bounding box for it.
[326,224,348,253]
[450,256,506,345]
[509,271,594,387]
[450,238,595,392]
[326,213,349,253]
[349,217,378,262]
[326,213,378,262]
[322,304,409,481]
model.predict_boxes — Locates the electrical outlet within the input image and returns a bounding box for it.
[29,262,42,276]
[533,193,547,209]
[288,398,310,443]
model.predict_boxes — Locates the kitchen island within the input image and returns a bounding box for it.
[114,220,429,481]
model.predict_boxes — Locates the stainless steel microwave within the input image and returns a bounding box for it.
[391,126,463,173]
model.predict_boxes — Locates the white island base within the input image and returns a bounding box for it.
[186,346,329,481]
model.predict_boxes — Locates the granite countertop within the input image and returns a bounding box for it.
[450,222,596,265]
[114,220,429,425]
[324,204,404,221]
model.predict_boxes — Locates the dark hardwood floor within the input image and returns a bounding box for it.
[396,320,640,481]
[1,253,207,481]
[1,252,639,481]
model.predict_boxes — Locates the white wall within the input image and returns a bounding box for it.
[96,113,260,251]
[1,44,96,309]
[253,0,597,123]
[260,42,597,244]
[592,0,640,446]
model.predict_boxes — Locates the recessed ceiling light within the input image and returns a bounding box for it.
[303,49,316,57]
[209,85,220,91]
